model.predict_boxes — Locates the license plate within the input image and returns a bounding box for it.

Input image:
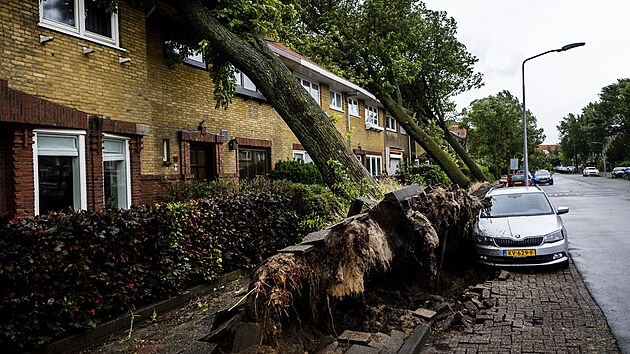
[540,179,547,182]
[504,249,536,257]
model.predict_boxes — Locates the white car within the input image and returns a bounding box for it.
[474,186,569,267]
[582,167,599,177]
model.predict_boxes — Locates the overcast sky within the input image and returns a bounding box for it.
[422,0,630,144]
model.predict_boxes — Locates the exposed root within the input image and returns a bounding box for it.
[245,185,491,346]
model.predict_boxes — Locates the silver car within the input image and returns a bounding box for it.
[474,186,569,267]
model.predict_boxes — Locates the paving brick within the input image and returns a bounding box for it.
[421,259,620,353]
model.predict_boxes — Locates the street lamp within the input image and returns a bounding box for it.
[522,42,585,182]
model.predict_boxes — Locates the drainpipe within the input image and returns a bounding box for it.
[346,93,351,149]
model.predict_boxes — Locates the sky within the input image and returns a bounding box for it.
[422,0,630,144]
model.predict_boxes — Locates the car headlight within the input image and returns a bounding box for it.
[475,234,495,245]
[543,230,564,243]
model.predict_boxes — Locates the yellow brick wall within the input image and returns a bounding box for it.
[144,27,298,176]
[0,0,405,179]
[0,0,153,165]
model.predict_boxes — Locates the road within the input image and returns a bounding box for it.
[542,173,630,353]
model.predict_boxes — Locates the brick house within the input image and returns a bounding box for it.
[0,0,420,218]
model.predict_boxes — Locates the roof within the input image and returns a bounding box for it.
[266,40,381,106]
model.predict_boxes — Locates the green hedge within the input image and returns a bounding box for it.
[269,160,324,185]
[0,179,345,352]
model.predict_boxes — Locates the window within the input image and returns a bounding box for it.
[298,78,320,105]
[348,98,360,117]
[40,0,119,47]
[329,91,343,111]
[34,130,87,215]
[386,114,397,131]
[365,105,379,128]
[293,150,313,163]
[400,125,407,135]
[366,155,382,176]
[190,143,216,181]
[239,147,270,179]
[184,51,205,67]
[103,136,130,209]
[162,139,170,162]
[235,70,257,92]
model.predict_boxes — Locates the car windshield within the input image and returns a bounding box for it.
[483,192,554,217]
[535,170,550,177]
[510,174,525,181]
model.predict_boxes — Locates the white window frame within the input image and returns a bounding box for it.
[329,90,343,111]
[235,70,257,91]
[348,98,360,117]
[103,134,131,209]
[292,150,313,163]
[365,105,382,130]
[39,0,120,48]
[33,129,87,216]
[386,114,397,132]
[297,77,320,105]
[366,155,382,177]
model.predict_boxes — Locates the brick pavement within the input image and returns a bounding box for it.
[421,259,621,354]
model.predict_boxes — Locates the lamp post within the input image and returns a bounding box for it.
[592,141,605,176]
[522,42,585,183]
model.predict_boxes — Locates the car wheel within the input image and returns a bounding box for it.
[550,181,554,185]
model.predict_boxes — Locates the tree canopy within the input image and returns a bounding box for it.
[461,90,545,176]
[281,0,487,185]
[558,78,630,167]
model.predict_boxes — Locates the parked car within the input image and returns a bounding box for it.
[507,173,531,187]
[474,186,569,267]
[582,166,599,177]
[533,169,553,185]
[624,169,630,180]
[499,175,508,185]
[612,166,629,178]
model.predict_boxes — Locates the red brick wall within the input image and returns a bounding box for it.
[0,79,151,218]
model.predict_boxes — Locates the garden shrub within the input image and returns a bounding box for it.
[269,160,324,185]
[0,178,346,352]
[0,205,209,351]
[399,163,451,186]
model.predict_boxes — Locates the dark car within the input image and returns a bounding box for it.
[533,169,553,185]
[612,167,629,178]
[508,173,531,187]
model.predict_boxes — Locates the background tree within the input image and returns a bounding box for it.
[283,0,487,187]
[558,79,630,167]
[557,113,589,168]
[461,91,545,177]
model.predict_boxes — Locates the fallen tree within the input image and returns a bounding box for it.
[245,184,490,344]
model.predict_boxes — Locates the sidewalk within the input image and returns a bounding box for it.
[421,259,620,353]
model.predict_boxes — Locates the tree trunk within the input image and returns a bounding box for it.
[439,124,488,182]
[370,85,470,188]
[176,0,376,192]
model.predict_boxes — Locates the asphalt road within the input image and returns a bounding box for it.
[541,173,630,354]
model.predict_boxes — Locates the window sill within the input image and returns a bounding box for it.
[386,127,397,132]
[235,87,267,101]
[38,23,125,52]
[366,124,384,132]
[329,106,344,113]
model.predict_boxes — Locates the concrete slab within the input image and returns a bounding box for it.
[301,229,331,245]
[397,324,430,354]
[413,308,437,321]
[338,330,372,345]
[278,244,314,254]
